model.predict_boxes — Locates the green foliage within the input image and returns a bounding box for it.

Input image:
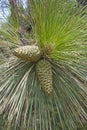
[0,56,87,130]
[31,0,87,61]
[0,0,87,130]
[0,24,20,46]
[30,0,87,84]
[0,115,8,130]
[0,1,32,46]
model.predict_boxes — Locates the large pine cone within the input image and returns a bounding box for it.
[13,45,41,62]
[36,60,53,95]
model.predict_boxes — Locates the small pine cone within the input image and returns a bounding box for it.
[36,60,53,95]
[13,45,41,62]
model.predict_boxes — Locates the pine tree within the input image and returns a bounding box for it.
[0,0,87,130]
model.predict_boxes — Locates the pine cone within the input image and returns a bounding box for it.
[36,60,53,95]
[13,45,41,62]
